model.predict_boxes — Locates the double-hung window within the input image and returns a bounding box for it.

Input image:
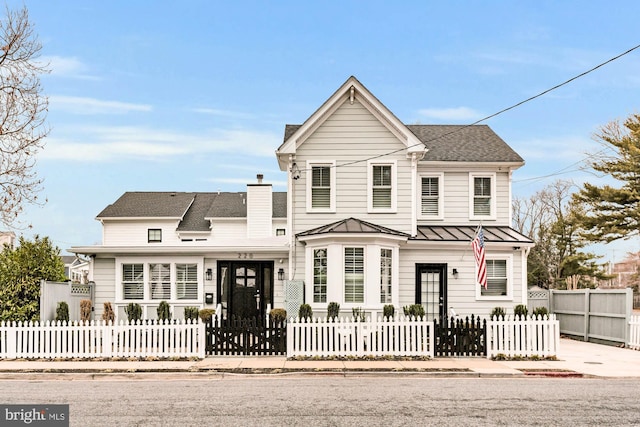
[380,249,392,303]
[122,263,144,300]
[176,263,198,300]
[149,263,170,300]
[420,175,442,218]
[470,173,495,219]
[313,248,327,303]
[368,161,396,212]
[481,259,508,297]
[307,161,335,212]
[344,247,364,303]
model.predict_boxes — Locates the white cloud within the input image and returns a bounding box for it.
[50,96,153,114]
[418,107,484,122]
[40,126,279,162]
[191,108,256,120]
[39,55,100,80]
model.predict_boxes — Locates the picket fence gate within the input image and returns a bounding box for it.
[486,314,560,358]
[287,316,434,358]
[629,315,640,350]
[0,319,205,359]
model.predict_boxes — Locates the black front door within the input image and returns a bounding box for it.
[415,263,447,321]
[218,261,273,319]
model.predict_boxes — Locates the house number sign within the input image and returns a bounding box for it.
[238,253,254,259]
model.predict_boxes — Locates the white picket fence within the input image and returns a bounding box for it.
[287,316,434,358]
[0,319,205,359]
[629,315,640,350]
[486,314,560,359]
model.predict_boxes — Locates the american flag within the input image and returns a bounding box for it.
[472,225,487,289]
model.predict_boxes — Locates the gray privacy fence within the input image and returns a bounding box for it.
[527,286,550,313]
[550,288,633,345]
[40,281,94,322]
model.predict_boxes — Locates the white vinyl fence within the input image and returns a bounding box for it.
[629,315,640,350]
[287,316,434,358]
[486,314,560,359]
[0,319,205,359]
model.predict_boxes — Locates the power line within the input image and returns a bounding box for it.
[293,43,640,174]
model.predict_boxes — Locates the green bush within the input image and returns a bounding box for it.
[403,304,425,319]
[298,303,313,320]
[532,307,549,319]
[383,304,395,319]
[198,308,216,323]
[490,306,506,320]
[327,302,340,320]
[102,302,115,323]
[55,301,69,323]
[352,307,365,322]
[269,308,287,323]
[125,303,143,323]
[80,299,92,322]
[184,306,199,321]
[514,304,528,319]
[157,301,171,321]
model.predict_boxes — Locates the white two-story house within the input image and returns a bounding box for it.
[71,76,533,321]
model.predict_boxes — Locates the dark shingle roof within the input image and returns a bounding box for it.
[97,192,196,218]
[99,191,287,231]
[297,217,409,238]
[283,124,523,164]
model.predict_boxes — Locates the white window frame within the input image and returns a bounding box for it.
[368,160,397,213]
[469,173,496,220]
[312,248,328,303]
[306,160,336,213]
[475,255,513,301]
[380,248,393,304]
[122,263,144,300]
[418,173,444,219]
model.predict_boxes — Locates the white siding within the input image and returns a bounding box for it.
[102,220,183,245]
[247,184,272,238]
[211,221,247,239]
[93,257,115,320]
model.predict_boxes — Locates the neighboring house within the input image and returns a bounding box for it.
[0,231,16,249]
[605,252,640,289]
[71,76,533,321]
[62,255,91,283]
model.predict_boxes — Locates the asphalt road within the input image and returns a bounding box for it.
[2,375,640,426]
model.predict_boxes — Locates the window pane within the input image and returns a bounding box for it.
[123,264,144,300]
[148,229,162,242]
[421,177,439,215]
[473,177,491,216]
[474,177,491,196]
[311,166,331,208]
[313,248,327,303]
[372,165,392,208]
[150,263,170,300]
[176,263,198,300]
[482,260,507,296]
[380,249,392,304]
[344,248,364,303]
[373,188,391,208]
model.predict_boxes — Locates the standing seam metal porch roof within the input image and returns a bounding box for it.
[297,218,411,238]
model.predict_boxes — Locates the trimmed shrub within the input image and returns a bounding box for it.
[298,303,313,320]
[403,304,425,319]
[125,303,143,322]
[514,304,528,319]
[55,301,69,323]
[198,308,216,323]
[532,306,549,319]
[269,308,287,323]
[327,302,340,320]
[102,302,115,323]
[184,306,199,321]
[383,304,395,319]
[352,307,365,322]
[80,299,92,322]
[490,306,506,320]
[157,301,171,321]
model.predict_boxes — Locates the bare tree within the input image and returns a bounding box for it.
[0,6,49,228]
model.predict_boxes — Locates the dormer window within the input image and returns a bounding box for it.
[148,229,162,243]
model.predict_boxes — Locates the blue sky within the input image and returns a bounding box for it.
[5,1,640,262]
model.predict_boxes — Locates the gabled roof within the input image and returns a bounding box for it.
[297,217,410,238]
[407,125,523,163]
[412,225,533,244]
[97,191,287,232]
[276,76,427,170]
[97,192,195,219]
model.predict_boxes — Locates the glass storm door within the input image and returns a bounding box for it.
[415,264,447,321]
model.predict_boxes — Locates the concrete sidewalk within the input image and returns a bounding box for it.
[0,339,639,378]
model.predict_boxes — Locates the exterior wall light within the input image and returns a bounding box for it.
[206,268,212,281]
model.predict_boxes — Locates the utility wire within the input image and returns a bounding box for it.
[293,43,640,174]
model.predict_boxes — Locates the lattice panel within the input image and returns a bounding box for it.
[528,290,549,299]
[284,280,304,319]
[70,284,91,296]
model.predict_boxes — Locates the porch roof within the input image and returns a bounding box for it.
[412,225,533,244]
[297,217,410,238]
